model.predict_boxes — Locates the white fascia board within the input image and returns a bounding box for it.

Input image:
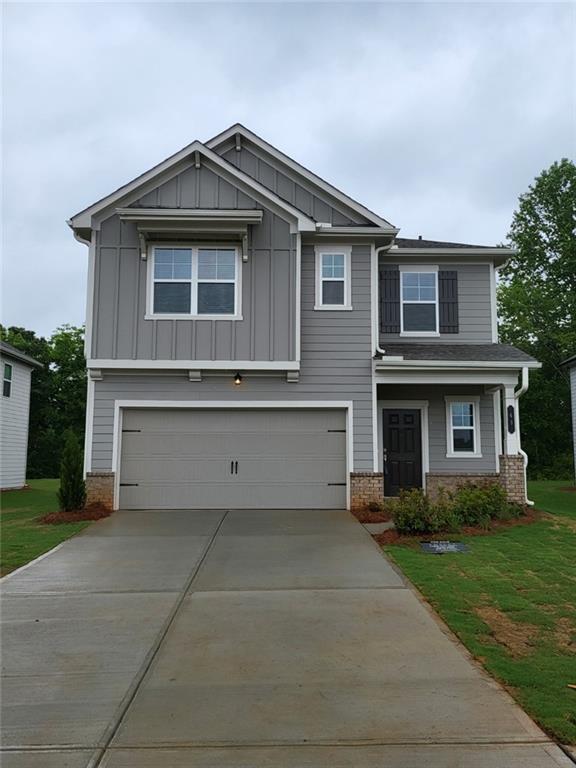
[314,226,400,237]
[69,141,316,234]
[374,359,541,370]
[87,359,300,371]
[375,370,521,387]
[117,208,264,223]
[206,123,397,231]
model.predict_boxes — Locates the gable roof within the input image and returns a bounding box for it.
[206,123,396,231]
[0,341,43,369]
[68,139,318,236]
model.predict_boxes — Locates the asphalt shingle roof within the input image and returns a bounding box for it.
[378,343,537,364]
[394,238,500,249]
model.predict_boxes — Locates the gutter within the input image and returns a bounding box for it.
[514,366,533,506]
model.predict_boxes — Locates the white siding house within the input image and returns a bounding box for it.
[0,342,42,489]
[561,354,576,483]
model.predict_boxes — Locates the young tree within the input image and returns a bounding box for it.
[58,430,86,511]
[498,158,576,478]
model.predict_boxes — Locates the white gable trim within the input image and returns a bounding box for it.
[206,123,397,231]
[68,141,316,234]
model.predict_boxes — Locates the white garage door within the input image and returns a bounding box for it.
[119,408,347,509]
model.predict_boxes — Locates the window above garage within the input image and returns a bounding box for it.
[146,245,242,320]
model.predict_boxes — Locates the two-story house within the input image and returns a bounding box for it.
[68,124,539,512]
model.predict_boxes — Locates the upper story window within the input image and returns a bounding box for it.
[400,266,439,335]
[445,397,482,458]
[148,246,241,319]
[315,246,352,310]
[3,363,12,397]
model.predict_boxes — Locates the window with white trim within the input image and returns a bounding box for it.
[445,397,481,457]
[400,269,438,334]
[150,246,240,317]
[3,363,12,398]
[315,247,352,310]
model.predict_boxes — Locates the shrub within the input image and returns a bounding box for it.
[365,500,384,513]
[393,489,460,535]
[58,430,86,512]
[451,483,519,528]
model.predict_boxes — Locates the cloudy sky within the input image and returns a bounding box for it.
[3,1,575,337]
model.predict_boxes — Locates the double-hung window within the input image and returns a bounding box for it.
[445,397,481,457]
[3,363,12,398]
[400,267,438,334]
[315,246,352,310]
[150,246,240,318]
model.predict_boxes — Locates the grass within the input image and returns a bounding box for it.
[383,480,576,745]
[1,479,90,576]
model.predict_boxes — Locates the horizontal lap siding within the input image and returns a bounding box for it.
[379,261,493,343]
[90,245,375,473]
[0,360,32,488]
[378,384,497,472]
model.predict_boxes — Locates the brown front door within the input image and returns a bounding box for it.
[382,409,422,496]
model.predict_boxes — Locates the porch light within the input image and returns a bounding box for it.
[234,372,242,386]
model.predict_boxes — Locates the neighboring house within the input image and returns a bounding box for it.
[0,341,42,490]
[68,124,540,511]
[561,354,576,482]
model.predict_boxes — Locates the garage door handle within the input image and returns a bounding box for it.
[230,461,234,475]
[120,483,139,487]
[328,482,346,486]
[230,461,239,475]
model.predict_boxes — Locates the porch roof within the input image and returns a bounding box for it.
[376,343,539,368]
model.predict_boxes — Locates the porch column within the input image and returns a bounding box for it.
[502,384,520,455]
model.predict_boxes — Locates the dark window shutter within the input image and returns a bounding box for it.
[379,267,400,333]
[439,270,459,333]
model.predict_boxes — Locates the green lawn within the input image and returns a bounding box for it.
[1,479,90,576]
[384,480,576,744]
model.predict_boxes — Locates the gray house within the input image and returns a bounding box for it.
[0,341,41,489]
[561,354,576,482]
[68,124,540,511]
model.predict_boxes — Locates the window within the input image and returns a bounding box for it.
[3,363,12,398]
[445,397,481,457]
[149,246,240,318]
[400,268,438,334]
[315,246,352,310]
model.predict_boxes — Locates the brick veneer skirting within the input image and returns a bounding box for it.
[350,472,384,510]
[425,472,500,501]
[86,472,115,509]
[498,454,526,504]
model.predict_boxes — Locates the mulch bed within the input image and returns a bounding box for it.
[351,509,393,524]
[39,504,112,525]
[373,507,542,547]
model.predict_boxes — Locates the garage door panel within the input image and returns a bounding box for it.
[119,409,347,510]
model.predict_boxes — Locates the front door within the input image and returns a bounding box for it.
[382,409,422,496]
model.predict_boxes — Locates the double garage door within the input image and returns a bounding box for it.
[119,408,347,509]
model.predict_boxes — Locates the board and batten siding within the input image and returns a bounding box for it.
[90,244,375,474]
[90,165,297,364]
[379,259,494,343]
[0,358,33,489]
[378,384,497,473]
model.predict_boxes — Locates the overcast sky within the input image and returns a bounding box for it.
[3,1,575,337]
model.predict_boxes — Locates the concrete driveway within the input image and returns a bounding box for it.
[1,508,572,767]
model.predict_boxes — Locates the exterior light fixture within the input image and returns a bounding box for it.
[234,372,242,386]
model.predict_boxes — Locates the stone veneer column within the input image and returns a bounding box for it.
[86,472,115,509]
[498,455,526,504]
[350,472,384,510]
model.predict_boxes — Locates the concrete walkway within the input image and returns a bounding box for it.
[1,509,572,767]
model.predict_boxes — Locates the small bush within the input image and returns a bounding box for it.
[393,489,461,535]
[451,483,520,528]
[365,500,384,513]
[58,430,86,512]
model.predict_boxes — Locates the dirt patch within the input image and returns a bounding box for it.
[39,504,112,524]
[559,486,576,493]
[555,618,576,653]
[352,509,393,524]
[372,529,401,545]
[475,605,540,657]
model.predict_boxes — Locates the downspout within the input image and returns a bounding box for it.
[514,366,533,505]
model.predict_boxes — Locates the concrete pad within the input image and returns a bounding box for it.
[192,533,403,590]
[1,593,177,747]
[82,509,225,538]
[1,536,211,594]
[1,751,100,768]
[113,589,543,746]
[100,744,575,768]
[218,509,360,537]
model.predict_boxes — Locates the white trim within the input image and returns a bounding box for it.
[399,265,439,336]
[83,376,95,478]
[375,370,520,386]
[206,123,396,231]
[146,243,242,320]
[117,208,264,224]
[371,376,378,472]
[111,400,354,511]
[295,233,301,362]
[375,358,541,370]
[493,389,502,472]
[489,262,499,343]
[314,245,352,310]
[377,400,430,491]
[84,232,96,357]
[87,359,300,371]
[444,396,482,458]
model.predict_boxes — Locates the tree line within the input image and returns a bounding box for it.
[1,159,574,480]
